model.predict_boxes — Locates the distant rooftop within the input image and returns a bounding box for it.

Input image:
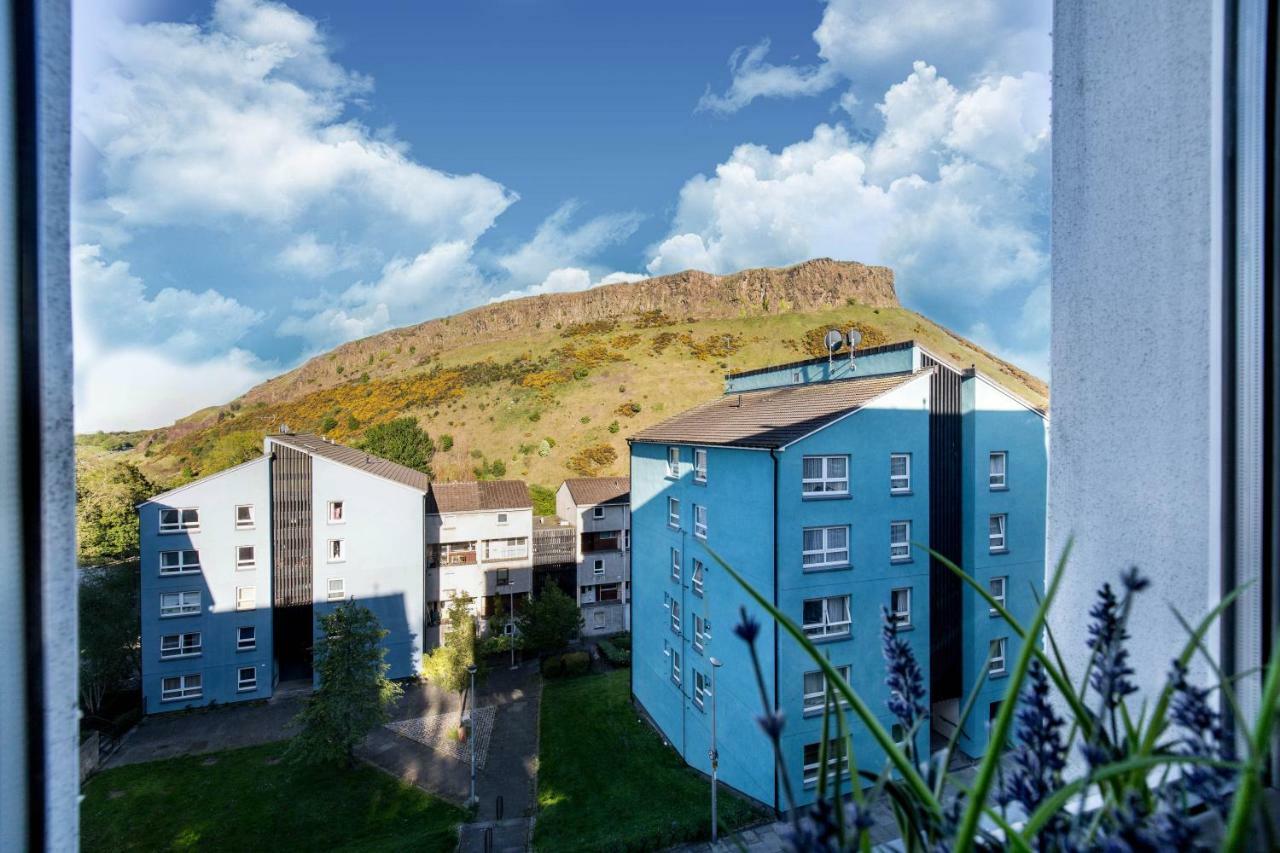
[724,339,917,380]
[268,432,431,492]
[631,369,928,449]
[562,476,630,506]
[426,480,532,514]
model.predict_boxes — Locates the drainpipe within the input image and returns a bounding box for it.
[770,447,781,814]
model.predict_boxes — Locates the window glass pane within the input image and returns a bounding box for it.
[827,456,847,478]
[827,527,847,549]
[803,457,822,479]
[828,596,849,622]
[803,600,823,624]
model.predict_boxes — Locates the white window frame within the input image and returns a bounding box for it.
[989,637,1008,675]
[593,610,606,628]
[671,650,681,685]
[160,590,201,618]
[158,549,201,576]
[235,544,256,570]
[803,739,849,786]
[671,547,681,581]
[328,538,346,562]
[802,525,850,569]
[693,504,707,539]
[802,595,851,640]
[594,558,606,577]
[989,451,1008,489]
[890,587,912,628]
[159,507,200,534]
[236,586,256,612]
[989,576,1007,616]
[237,625,257,651]
[989,514,1008,553]
[802,665,852,714]
[592,506,605,520]
[328,500,345,524]
[671,600,681,635]
[890,453,912,494]
[161,673,202,702]
[693,448,708,483]
[580,585,596,605]
[890,520,911,562]
[802,455,849,496]
[485,537,529,561]
[496,512,509,526]
[694,670,710,709]
[693,613,711,652]
[668,497,680,528]
[667,446,680,477]
[327,578,345,602]
[159,632,201,660]
[691,559,704,596]
[237,666,257,692]
[235,504,255,529]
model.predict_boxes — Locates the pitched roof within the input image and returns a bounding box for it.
[631,370,928,449]
[426,480,532,514]
[268,433,432,493]
[562,477,630,507]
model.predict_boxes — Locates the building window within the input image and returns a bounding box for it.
[671,600,681,634]
[802,595,851,640]
[694,670,710,709]
[890,520,911,562]
[159,549,200,576]
[693,504,707,539]
[160,632,201,659]
[485,537,528,560]
[236,545,256,570]
[890,587,912,628]
[668,497,680,528]
[237,666,257,692]
[237,625,256,651]
[235,504,254,529]
[693,613,711,651]
[624,529,630,551]
[593,611,606,629]
[327,578,345,602]
[989,514,1008,553]
[161,674,202,702]
[802,526,850,569]
[890,453,911,493]
[989,637,1008,675]
[160,590,201,618]
[328,539,346,562]
[802,455,849,496]
[691,559,705,596]
[496,568,511,587]
[236,586,256,611]
[159,507,200,533]
[802,665,852,713]
[989,451,1008,489]
[671,548,681,581]
[328,501,345,523]
[803,739,849,786]
[671,650,681,685]
[667,446,680,477]
[989,700,1003,724]
[693,448,708,483]
[580,585,596,605]
[497,512,509,525]
[598,583,620,602]
[989,576,1007,615]
[592,506,605,520]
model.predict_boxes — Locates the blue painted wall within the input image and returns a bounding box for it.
[724,344,915,394]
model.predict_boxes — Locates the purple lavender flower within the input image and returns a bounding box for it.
[734,605,761,644]
[997,661,1071,849]
[882,607,928,730]
[1086,581,1139,710]
[757,709,786,742]
[1166,660,1235,817]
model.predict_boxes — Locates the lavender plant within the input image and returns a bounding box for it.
[705,543,1276,852]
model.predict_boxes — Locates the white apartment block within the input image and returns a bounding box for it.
[556,477,630,636]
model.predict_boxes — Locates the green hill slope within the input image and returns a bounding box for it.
[80,259,1046,492]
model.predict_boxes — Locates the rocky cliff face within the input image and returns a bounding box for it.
[244,259,898,406]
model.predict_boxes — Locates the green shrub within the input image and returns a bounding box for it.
[562,651,590,677]
[440,434,454,451]
[320,416,338,433]
[607,420,620,434]
[597,638,630,667]
[541,655,565,678]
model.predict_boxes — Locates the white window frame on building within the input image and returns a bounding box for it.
[989,514,1008,553]
[161,674,203,702]
[237,666,257,692]
[802,595,851,640]
[235,504,255,529]
[160,590,201,618]
[328,500,345,524]
[236,586,256,611]
[890,453,911,494]
[691,559,704,596]
[671,600,681,634]
[592,506,605,520]
[160,632,201,660]
[989,637,1008,675]
[327,578,345,602]
[159,549,200,576]
[694,670,710,709]
[159,507,200,534]
[496,512,509,526]
[693,504,707,539]
[668,496,680,528]
[802,665,852,714]
[485,537,528,561]
[989,451,1008,490]
[693,613,711,652]
[594,558,606,578]
[802,526,850,569]
[580,585,596,605]
[693,448,708,483]
[890,520,911,562]
[237,626,256,651]
[890,587,912,628]
[236,544,256,570]
[667,446,680,477]
[802,455,849,496]
[671,649,681,685]
[597,582,620,602]
[593,611,606,629]
[328,538,346,562]
[802,739,849,786]
[989,576,1007,615]
[671,547,681,581]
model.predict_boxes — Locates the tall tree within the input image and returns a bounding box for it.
[289,601,403,767]
[79,564,140,717]
[76,459,155,564]
[421,593,483,721]
[518,581,583,655]
[359,417,435,475]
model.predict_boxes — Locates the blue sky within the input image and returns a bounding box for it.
[72,0,1051,430]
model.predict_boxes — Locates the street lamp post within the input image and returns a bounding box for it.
[467,663,478,807]
[509,589,517,670]
[709,656,723,843]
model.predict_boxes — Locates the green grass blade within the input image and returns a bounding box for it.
[1221,628,1280,851]
[934,651,992,799]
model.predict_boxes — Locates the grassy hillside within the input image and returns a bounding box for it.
[81,294,1046,495]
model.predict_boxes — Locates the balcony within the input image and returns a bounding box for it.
[431,542,478,567]
[581,531,623,553]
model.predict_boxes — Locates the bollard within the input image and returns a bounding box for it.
[484,826,493,853]
[496,795,504,821]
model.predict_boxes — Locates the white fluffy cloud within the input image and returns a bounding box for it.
[696,39,838,115]
[495,202,643,289]
[490,267,645,304]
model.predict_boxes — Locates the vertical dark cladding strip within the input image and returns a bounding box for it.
[271,444,313,606]
[1221,0,1240,743]
[771,448,781,814]
[1262,0,1278,782]
[921,355,963,701]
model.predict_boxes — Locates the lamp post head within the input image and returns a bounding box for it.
[467,664,477,675]
[709,657,723,668]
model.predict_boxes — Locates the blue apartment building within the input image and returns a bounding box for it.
[629,340,1046,809]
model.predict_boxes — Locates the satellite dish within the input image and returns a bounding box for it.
[846,329,863,350]
[824,329,844,352]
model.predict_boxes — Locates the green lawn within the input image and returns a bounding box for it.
[535,669,765,852]
[81,742,466,852]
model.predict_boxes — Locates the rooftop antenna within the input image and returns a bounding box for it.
[824,329,843,376]
[279,423,291,435]
[846,329,863,372]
